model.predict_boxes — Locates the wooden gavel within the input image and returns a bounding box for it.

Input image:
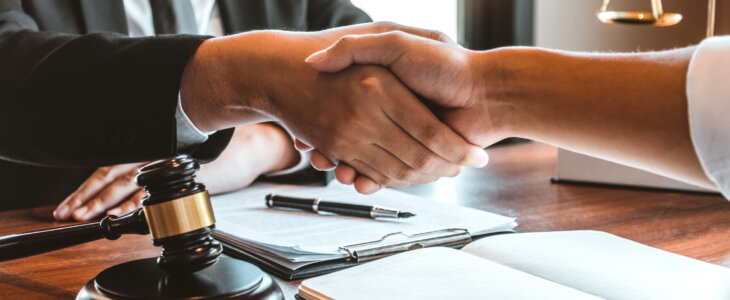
[0,155,221,272]
[0,155,281,299]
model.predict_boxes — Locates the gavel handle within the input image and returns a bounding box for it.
[0,208,149,261]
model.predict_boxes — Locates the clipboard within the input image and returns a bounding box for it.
[216,228,515,280]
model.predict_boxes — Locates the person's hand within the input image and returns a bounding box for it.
[197,123,301,193]
[53,162,147,221]
[53,123,300,221]
[278,63,481,192]
[302,29,507,189]
[181,22,489,194]
[305,30,504,147]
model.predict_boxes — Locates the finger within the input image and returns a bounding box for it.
[331,21,453,43]
[344,144,439,188]
[72,173,140,221]
[56,167,119,220]
[334,164,357,184]
[107,189,146,217]
[371,22,454,43]
[343,156,404,188]
[310,150,337,171]
[306,32,407,73]
[54,163,142,220]
[295,139,314,151]
[377,75,489,169]
[107,190,145,217]
[354,176,382,195]
[346,158,399,193]
[375,110,464,178]
[307,31,447,73]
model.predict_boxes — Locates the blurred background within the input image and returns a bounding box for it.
[352,0,730,51]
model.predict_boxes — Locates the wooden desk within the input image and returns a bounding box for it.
[2,142,730,299]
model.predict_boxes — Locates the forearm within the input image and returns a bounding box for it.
[478,47,712,188]
[180,28,375,132]
[180,23,443,132]
[198,123,298,194]
[179,33,271,132]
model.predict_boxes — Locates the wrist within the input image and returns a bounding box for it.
[180,39,225,132]
[255,32,327,123]
[180,34,279,132]
[257,124,300,173]
[470,47,548,141]
[467,49,518,143]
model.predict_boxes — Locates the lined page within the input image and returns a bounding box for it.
[463,231,730,300]
[300,247,600,300]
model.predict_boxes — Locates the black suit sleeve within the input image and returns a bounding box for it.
[0,0,232,167]
[306,0,372,30]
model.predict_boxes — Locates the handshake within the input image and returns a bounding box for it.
[182,22,503,194]
[299,26,501,193]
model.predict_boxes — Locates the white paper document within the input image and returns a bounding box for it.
[301,247,600,300]
[300,231,730,300]
[463,231,730,300]
[211,182,516,269]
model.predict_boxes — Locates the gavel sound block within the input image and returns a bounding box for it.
[0,155,282,300]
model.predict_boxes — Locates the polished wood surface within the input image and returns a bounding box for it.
[2,142,730,299]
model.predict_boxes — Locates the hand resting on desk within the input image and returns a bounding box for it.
[53,123,300,221]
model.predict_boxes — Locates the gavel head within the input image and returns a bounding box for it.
[135,155,222,273]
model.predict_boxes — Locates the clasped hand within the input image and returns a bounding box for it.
[299,26,505,192]
[182,22,489,194]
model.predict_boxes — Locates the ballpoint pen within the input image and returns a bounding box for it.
[265,194,415,219]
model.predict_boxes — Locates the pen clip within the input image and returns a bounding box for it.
[338,228,472,262]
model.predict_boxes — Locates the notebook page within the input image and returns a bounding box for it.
[462,230,730,300]
[212,182,515,255]
[300,247,599,300]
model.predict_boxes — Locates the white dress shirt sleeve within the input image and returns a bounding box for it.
[686,36,730,199]
[175,94,213,148]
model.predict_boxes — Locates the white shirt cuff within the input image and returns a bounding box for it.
[686,36,730,199]
[176,93,216,149]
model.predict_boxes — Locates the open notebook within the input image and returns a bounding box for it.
[210,182,516,279]
[299,231,730,300]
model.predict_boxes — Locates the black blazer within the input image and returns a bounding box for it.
[0,0,370,210]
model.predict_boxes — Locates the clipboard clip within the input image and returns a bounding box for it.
[338,228,472,262]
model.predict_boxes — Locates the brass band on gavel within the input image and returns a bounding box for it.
[143,191,215,240]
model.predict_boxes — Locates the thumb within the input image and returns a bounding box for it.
[305,32,410,73]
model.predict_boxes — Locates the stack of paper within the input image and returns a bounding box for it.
[210,182,516,272]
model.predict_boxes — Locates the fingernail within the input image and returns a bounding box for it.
[54,205,68,219]
[469,147,489,167]
[304,50,326,64]
[107,209,120,216]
